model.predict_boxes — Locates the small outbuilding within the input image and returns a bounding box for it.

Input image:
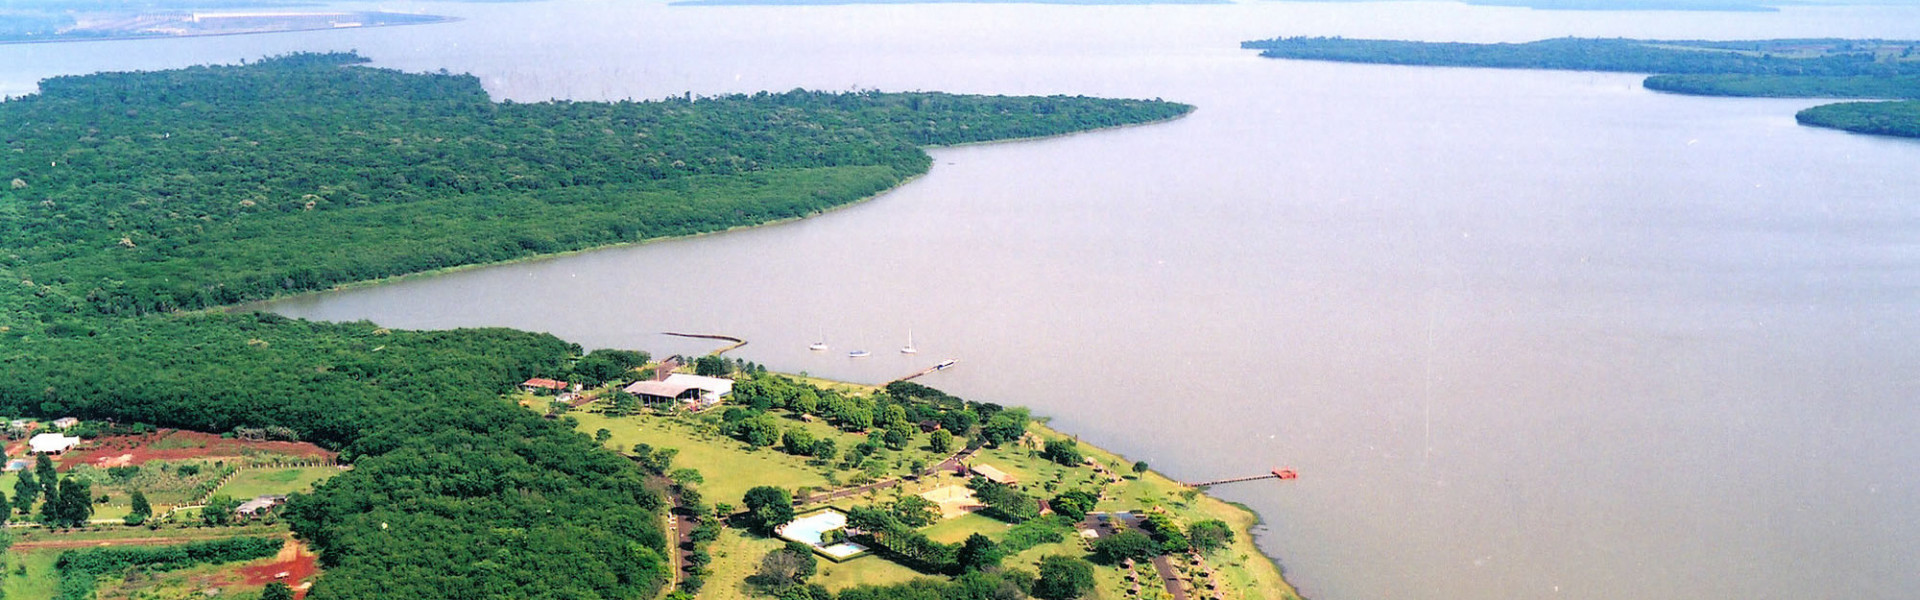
[235,495,288,519]
[520,378,571,394]
[52,417,79,430]
[29,433,81,455]
[967,463,1018,486]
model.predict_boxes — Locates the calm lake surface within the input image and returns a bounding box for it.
[9,1,1920,598]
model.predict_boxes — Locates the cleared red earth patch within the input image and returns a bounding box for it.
[241,539,322,599]
[60,429,335,471]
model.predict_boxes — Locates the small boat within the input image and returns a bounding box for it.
[900,329,918,355]
[848,350,871,358]
[934,359,957,370]
[809,329,828,351]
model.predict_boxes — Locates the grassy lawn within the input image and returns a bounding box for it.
[565,403,955,508]
[919,512,1009,545]
[1,549,61,600]
[569,411,830,507]
[700,526,783,600]
[216,466,342,499]
[811,552,924,591]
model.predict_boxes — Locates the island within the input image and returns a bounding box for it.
[1242,36,1920,139]
[0,53,1301,600]
[0,8,450,44]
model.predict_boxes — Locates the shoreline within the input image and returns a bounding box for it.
[236,108,1193,314]
[1020,418,1303,599]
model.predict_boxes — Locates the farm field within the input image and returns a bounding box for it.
[216,467,344,500]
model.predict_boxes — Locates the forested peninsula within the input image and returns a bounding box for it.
[0,53,1191,599]
[1242,36,1920,138]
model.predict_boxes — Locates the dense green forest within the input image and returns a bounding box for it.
[0,53,1190,599]
[1643,73,1920,98]
[1242,36,1920,138]
[1796,100,1920,137]
[1241,37,1920,76]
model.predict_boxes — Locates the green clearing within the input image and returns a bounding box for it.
[567,410,830,507]
[215,466,342,500]
[566,404,951,507]
[917,512,1009,544]
[809,551,924,591]
[1,549,61,600]
[700,526,783,600]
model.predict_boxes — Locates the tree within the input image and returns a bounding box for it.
[1041,439,1083,467]
[955,533,1004,572]
[694,355,730,377]
[1187,519,1234,554]
[48,477,93,527]
[1131,461,1149,475]
[1049,490,1098,522]
[12,469,36,515]
[202,495,235,527]
[572,348,649,385]
[979,409,1028,447]
[1092,530,1158,563]
[262,582,296,600]
[882,423,913,451]
[782,429,817,457]
[1033,555,1096,600]
[742,486,795,534]
[889,495,939,528]
[927,429,954,454]
[126,490,153,526]
[594,428,612,445]
[809,439,836,462]
[35,454,57,503]
[668,468,705,487]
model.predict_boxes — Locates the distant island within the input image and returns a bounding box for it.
[1243,36,1920,139]
[0,10,450,44]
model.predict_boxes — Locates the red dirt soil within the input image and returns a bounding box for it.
[58,429,335,471]
[241,539,322,599]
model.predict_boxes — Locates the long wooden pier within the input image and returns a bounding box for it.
[662,332,747,355]
[1186,468,1298,488]
[890,359,958,384]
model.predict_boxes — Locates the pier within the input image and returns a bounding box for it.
[890,359,958,384]
[662,332,747,355]
[1186,468,1297,488]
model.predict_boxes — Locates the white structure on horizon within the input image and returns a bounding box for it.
[29,433,81,455]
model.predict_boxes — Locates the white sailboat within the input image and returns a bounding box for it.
[900,329,918,355]
[809,329,828,351]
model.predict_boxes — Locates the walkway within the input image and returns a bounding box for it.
[1079,512,1188,600]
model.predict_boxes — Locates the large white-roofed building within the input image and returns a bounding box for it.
[623,373,732,410]
[29,433,81,455]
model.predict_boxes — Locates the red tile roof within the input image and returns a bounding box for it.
[521,378,569,390]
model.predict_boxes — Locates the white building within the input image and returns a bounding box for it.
[623,373,733,410]
[29,433,81,454]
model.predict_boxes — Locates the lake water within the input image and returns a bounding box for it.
[9,1,1920,598]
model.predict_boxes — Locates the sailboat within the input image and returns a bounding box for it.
[808,330,828,351]
[900,329,918,355]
